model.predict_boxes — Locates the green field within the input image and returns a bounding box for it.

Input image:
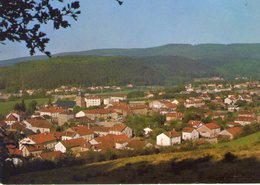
[0,98,50,115]
[6,131,260,184]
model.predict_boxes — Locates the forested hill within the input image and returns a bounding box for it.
[2,43,260,66]
[58,43,260,59]
[0,55,259,91]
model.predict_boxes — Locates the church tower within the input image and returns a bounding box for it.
[75,90,86,107]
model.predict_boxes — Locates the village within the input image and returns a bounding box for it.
[0,79,260,167]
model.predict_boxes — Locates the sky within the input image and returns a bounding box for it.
[1,0,260,60]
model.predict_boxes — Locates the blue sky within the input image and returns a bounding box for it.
[1,0,260,60]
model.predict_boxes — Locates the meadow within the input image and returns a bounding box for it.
[0,98,50,115]
[6,131,260,184]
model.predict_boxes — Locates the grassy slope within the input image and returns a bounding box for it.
[0,98,50,115]
[7,132,260,184]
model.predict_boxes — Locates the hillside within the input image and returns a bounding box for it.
[0,55,259,91]
[2,43,260,66]
[5,132,260,184]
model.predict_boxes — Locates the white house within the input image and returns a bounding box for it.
[85,96,102,108]
[149,100,163,109]
[109,124,133,138]
[197,123,221,138]
[156,130,181,146]
[182,127,199,140]
[143,127,153,136]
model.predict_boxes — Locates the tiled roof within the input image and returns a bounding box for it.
[26,119,52,129]
[126,139,146,149]
[72,126,94,136]
[204,123,220,130]
[109,124,127,132]
[7,145,23,156]
[5,114,18,121]
[39,106,65,113]
[26,144,44,152]
[61,138,86,149]
[164,130,181,138]
[83,108,115,114]
[182,127,195,133]
[166,112,183,117]
[29,132,57,144]
[188,120,202,127]
[226,127,242,136]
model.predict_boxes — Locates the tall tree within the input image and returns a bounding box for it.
[0,0,123,57]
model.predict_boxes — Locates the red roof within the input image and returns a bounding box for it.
[164,130,181,138]
[109,124,127,132]
[166,112,183,118]
[85,95,101,100]
[236,116,256,122]
[60,138,88,149]
[188,120,202,127]
[226,127,242,136]
[182,127,195,133]
[72,126,94,136]
[29,132,57,144]
[83,108,115,115]
[26,119,52,129]
[5,114,18,122]
[204,123,220,130]
[26,144,44,152]
[39,106,65,113]
[7,145,23,156]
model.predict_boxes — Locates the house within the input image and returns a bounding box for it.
[184,98,205,108]
[5,112,21,125]
[39,151,63,161]
[90,134,129,151]
[109,94,127,103]
[109,124,133,138]
[109,102,130,118]
[143,127,153,136]
[165,112,183,122]
[23,118,52,133]
[55,138,91,154]
[149,100,163,109]
[75,108,118,121]
[60,131,80,141]
[69,125,94,141]
[90,126,110,137]
[129,104,148,115]
[187,120,204,129]
[218,127,242,140]
[224,95,238,105]
[156,130,181,146]
[182,127,199,141]
[57,112,74,126]
[38,106,65,122]
[125,139,146,150]
[54,100,76,111]
[234,116,256,126]
[225,122,241,127]
[19,132,58,154]
[197,123,221,138]
[85,95,102,108]
[22,144,44,157]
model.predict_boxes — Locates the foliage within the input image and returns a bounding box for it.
[0,0,81,56]
[124,113,165,137]
[127,91,145,99]
[14,99,26,112]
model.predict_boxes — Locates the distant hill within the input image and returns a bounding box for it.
[0,55,259,91]
[58,43,260,59]
[2,43,260,66]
